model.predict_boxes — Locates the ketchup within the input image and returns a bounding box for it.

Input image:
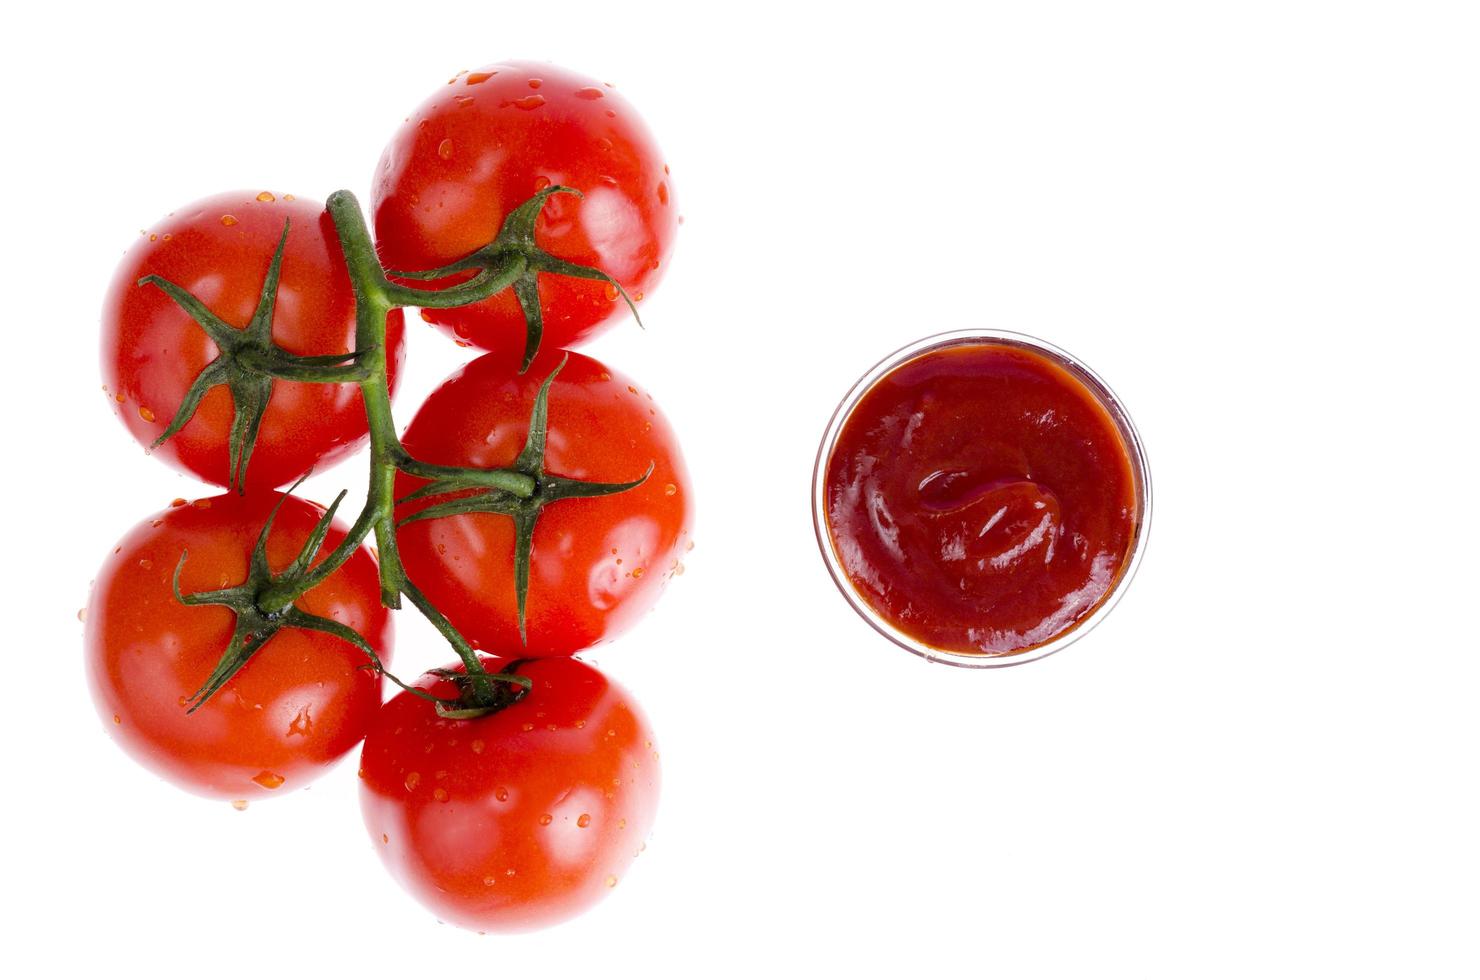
[822,341,1140,657]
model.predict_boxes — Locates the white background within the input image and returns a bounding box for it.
[2,1,1477,976]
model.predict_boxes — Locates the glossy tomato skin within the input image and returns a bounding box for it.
[359,656,659,932]
[395,348,693,656]
[102,191,407,491]
[84,493,393,800]
[373,61,677,354]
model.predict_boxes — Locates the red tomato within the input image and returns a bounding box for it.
[102,191,407,491]
[395,348,693,655]
[359,655,660,932]
[372,61,677,354]
[85,493,393,801]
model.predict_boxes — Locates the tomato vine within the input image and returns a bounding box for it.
[137,186,652,718]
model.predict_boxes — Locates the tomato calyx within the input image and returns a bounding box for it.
[170,485,390,712]
[138,221,371,492]
[424,658,534,719]
[384,186,642,372]
[397,355,654,644]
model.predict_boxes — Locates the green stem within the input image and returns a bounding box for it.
[321,190,508,704]
[381,253,528,309]
[391,450,538,496]
[397,576,503,705]
[326,191,407,610]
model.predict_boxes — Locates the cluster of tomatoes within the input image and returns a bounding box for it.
[85,61,690,932]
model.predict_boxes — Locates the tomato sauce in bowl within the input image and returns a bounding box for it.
[813,330,1150,667]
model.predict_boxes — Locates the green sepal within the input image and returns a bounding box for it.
[170,482,389,713]
[394,356,652,644]
[138,219,369,492]
[385,186,643,372]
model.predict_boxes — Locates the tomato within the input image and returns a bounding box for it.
[395,348,693,655]
[102,191,407,492]
[372,60,677,355]
[84,492,393,801]
[359,655,659,932]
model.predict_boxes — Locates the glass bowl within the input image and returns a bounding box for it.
[811,328,1152,668]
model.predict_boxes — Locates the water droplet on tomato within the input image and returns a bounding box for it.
[149,233,158,242]
[575,720,586,728]
[471,739,485,754]
[454,95,474,108]
[506,95,546,111]
[438,138,453,160]
[112,714,121,725]
[221,214,238,226]
[253,771,285,790]
[404,771,421,790]
[665,483,677,496]
[533,175,551,191]
[521,723,534,732]
[419,310,434,323]
[495,786,508,802]
[170,498,186,508]
[618,818,627,829]
[605,875,618,888]
[283,194,296,202]
[193,498,211,509]
[483,875,496,886]
[115,392,126,403]
[231,800,248,811]
[577,813,591,828]
[382,833,389,843]
[657,182,669,206]
[527,78,542,89]
[138,406,155,422]
[538,813,552,826]
[77,607,87,622]
[466,71,496,85]
[433,787,449,802]
[256,191,275,202]
[574,86,604,100]
[138,558,154,571]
